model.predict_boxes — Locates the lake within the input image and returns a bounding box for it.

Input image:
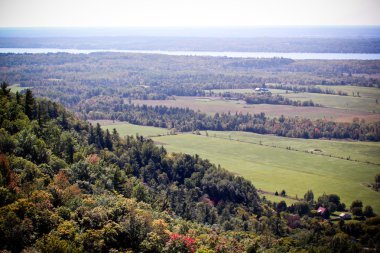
[1,48,380,60]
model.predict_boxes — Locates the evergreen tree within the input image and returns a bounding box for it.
[95,123,105,149]
[111,128,120,142]
[0,82,11,97]
[24,89,35,119]
[61,112,69,129]
[65,136,75,164]
[88,125,96,145]
[104,129,113,151]
[37,102,47,127]
[15,91,21,104]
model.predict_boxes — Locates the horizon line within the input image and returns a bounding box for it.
[1,25,380,29]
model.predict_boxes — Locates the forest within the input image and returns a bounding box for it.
[1,83,380,252]
[1,53,379,104]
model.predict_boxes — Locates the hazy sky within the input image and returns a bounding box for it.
[0,0,380,27]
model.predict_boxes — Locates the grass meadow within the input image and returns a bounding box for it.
[152,132,380,211]
[282,92,380,113]
[10,84,31,93]
[91,120,169,137]
[202,130,380,164]
[210,86,380,114]
[315,85,380,99]
[133,95,380,122]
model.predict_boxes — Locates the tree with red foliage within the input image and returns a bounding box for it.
[164,233,195,253]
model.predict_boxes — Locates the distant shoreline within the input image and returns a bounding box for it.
[1,48,380,60]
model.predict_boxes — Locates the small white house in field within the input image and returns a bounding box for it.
[339,213,352,220]
[254,87,270,93]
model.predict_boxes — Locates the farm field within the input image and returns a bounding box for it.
[211,86,380,100]
[315,85,380,99]
[9,83,30,93]
[133,96,380,122]
[210,88,288,95]
[210,86,380,113]
[151,132,380,211]
[282,92,380,113]
[203,130,380,164]
[89,120,169,137]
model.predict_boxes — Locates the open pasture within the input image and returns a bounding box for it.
[133,96,380,122]
[315,85,380,99]
[152,132,380,211]
[9,84,31,93]
[89,120,169,137]
[282,92,380,113]
[203,130,380,165]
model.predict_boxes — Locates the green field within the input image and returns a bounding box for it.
[133,95,380,122]
[315,85,380,100]
[9,84,31,93]
[282,92,380,113]
[152,132,380,211]
[91,120,380,210]
[90,120,169,137]
[202,131,380,164]
[210,86,380,113]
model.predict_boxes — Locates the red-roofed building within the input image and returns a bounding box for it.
[317,207,327,215]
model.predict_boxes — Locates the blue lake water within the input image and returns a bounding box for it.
[1,48,380,60]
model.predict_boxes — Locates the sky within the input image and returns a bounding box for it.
[0,0,380,27]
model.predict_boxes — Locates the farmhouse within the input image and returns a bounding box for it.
[339,213,352,220]
[254,87,271,93]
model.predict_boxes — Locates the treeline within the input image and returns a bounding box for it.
[264,83,348,96]
[1,36,380,53]
[218,91,320,107]
[85,103,380,141]
[225,57,295,68]
[244,93,320,107]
